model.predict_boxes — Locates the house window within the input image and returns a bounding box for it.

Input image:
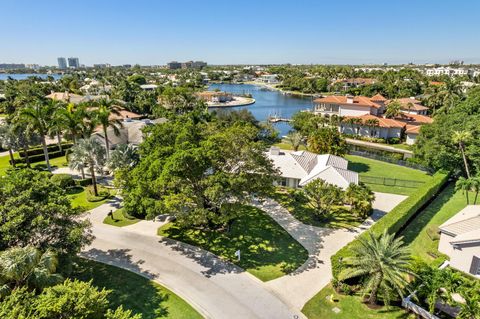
[279,178,288,187]
[469,256,480,276]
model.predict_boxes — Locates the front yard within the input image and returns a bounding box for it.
[103,208,140,227]
[302,284,414,319]
[158,205,309,281]
[71,258,202,319]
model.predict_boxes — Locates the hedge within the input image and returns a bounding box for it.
[331,170,450,280]
[11,151,66,165]
[18,143,73,158]
[75,178,93,187]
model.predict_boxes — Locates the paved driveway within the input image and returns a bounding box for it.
[81,198,305,319]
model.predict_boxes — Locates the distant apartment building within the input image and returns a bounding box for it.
[167,60,207,70]
[25,64,40,69]
[425,67,474,77]
[0,63,25,70]
[93,63,111,68]
[57,57,67,69]
[167,61,182,70]
[68,57,80,68]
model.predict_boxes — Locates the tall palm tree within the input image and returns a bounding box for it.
[452,130,472,178]
[285,131,303,151]
[59,103,87,144]
[471,176,480,205]
[93,98,123,159]
[339,230,413,305]
[385,100,402,118]
[0,246,62,297]
[48,100,67,153]
[68,138,106,196]
[16,100,54,170]
[0,123,17,167]
[441,78,463,113]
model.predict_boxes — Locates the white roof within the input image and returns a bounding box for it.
[140,84,158,90]
[440,205,480,244]
[267,148,358,189]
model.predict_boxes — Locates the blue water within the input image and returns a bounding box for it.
[208,83,314,136]
[0,73,63,81]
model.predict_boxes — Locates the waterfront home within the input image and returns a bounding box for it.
[196,91,233,103]
[313,94,385,117]
[267,147,358,189]
[388,97,429,115]
[438,205,480,278]
[340,114,404,139]
[259,74,279,84]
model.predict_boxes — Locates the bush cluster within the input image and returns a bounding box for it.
[331,170,450,280]
[86,185,110,202]
[50,174,75,188]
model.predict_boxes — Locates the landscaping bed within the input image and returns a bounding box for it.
[71,257,202,319]
[67,185,112,211]
[103,208,140,227]
[158,205,309,281]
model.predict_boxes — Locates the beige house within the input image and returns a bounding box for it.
[438,205,480,278]
[266,147,358,189]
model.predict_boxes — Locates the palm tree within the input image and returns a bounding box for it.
[456,177,472,204]
[385,100,402,118]
[68,138,106,196]
[339,230,413,305]
[16,100,54,170]
[48,100,67,153]
[0,123,17,167]
[345,183,375,218]
[107,143,139,171]
[471,176,480,204]
[441,78,463,113]
[365,118,380,137]
[93,98,123,159]
[59,103,86,144]
[453,130,472,178]
[285,131,303,151]
[0,246,62,297]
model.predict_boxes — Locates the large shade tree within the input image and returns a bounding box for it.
[122,115,278,227]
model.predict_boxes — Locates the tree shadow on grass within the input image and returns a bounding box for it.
[348,161,370,173]
[71,256,169,319]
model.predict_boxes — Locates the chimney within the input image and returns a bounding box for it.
[270,146,280,156]
[346,95,354,104]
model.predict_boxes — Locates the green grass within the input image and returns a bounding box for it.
[400,184,472,264]
[273,142,307,151]
[345,155,433,195]
[302,284,413,319]
[71,258,202,319]
[103,208,140,227]
[158,206,309,281]
[273,191,363,228]
[67,186,111,211]
[0,152,68,176]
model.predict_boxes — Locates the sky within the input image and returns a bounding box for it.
[2,0,480,66]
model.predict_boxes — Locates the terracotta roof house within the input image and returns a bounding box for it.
[438,205,480,278]
[387,97,429,115]
[266,147,358,189]
[313,95,385,116]
[46,91,107,104]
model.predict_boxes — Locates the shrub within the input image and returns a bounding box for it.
[426,226,440,241]
[331,170,450,280]
[75,178,92,187]
[18,143,73,158]
[86,185,110,202]
[50,174,75,188]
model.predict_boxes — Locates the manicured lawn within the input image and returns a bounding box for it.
[302,284,413,319]
[71,258,202,319]
[273,142,307,151]
[273,191,363,228]
[345,155,433,195]
[400,184,472,265]
[103,208,140,227]
[0,152,68,176]
[158,206,309,281]
[67,186,111,211]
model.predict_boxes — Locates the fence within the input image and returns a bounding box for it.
[349,150,432,172]
[360,175,425,188]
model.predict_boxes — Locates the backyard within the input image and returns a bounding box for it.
[400,183,473,265]
[158,205,309,281]
[71,258,202,319]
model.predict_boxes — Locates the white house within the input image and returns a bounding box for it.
[267,147,358,189]
[438,205,480,278]
[259,74,279,84]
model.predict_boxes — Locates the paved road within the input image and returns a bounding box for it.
[81,198,305,319]
[254,192,407,309]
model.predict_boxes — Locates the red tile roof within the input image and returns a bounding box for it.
[398,112,433,124]
[314,95,382,109]
[405,124,421,134]
[344,114,405,128]
[370,93,387,101]
[388,98,429,111]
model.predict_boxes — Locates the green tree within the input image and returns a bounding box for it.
[285,131,303,151]
[0,169,91,254]
[16,100,55,170]
[307,127,348,156]
[455,177,472,204]
[453,130,472,178]
[302,179,343,218]
[93,98,123,159]
[68,138,106,196]
[0,246,62,297]
[107,144,139,171]
[339,230,412,305]
[385,99,402,118]
[344,183,375,218]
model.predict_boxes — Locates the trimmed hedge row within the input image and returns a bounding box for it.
[75,178,93,187]
[11,150,66,165]
[19,143,73,158]
[331,170,450,280]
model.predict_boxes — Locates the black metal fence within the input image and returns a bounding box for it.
[360,175,425,188]
[349,150,431,172]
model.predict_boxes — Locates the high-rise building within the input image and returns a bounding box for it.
[167,61,182,70]
[57,57,67,69]
[67,57,80,68]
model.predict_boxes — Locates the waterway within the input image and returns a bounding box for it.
[0,73,63,81]
[208,83,314,136]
